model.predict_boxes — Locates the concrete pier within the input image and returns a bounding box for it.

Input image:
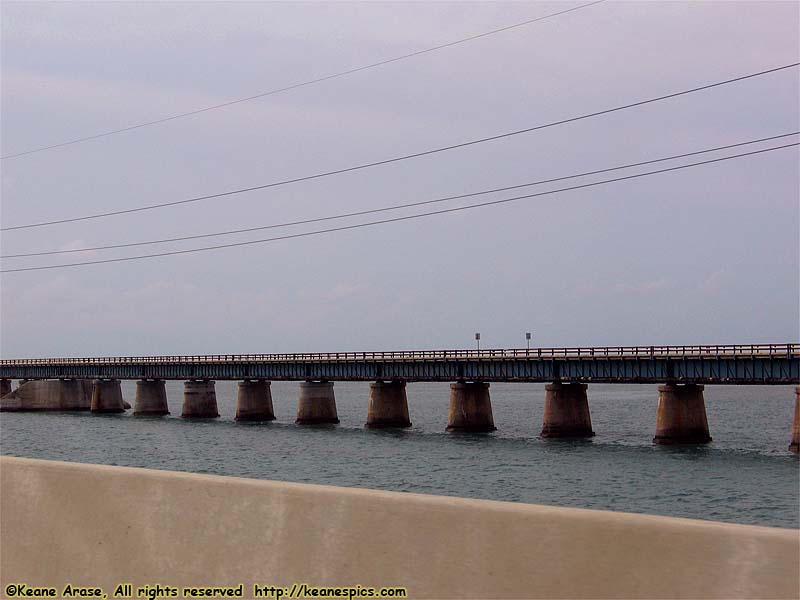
[235,380,275,422]
[446,381,496,432]
[296,381,339,424]
[53,379,85,409]
[133,380,169,416]
[541,382,595,438]
[181,380,219,418]
[1,379,91,411]
[366,381,411,428]
[654,384,711,444]
[91,379,126,413]
[79,380,95,407]
[0,379,11,398]
[60,379,89,410]
[790,387,800,453]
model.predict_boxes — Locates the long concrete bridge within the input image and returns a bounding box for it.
[1,344,798,451]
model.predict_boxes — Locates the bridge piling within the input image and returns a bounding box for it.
[181,380,219,418]
[296,381,339,424]
[235,380,275,422]
[78,379,94,407]
[91,379,126,413]
[134,380,169,416]
[653,384,711,444]
[60,379,91,410]
[790,387,799,453]
[366,381,411,428]
[0,379,90,411]
[541,382,595,438]
[0,379,10,398]
[447,381,496,432]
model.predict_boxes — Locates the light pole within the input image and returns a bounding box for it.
[475,332,481,352]
[526,332,532,353]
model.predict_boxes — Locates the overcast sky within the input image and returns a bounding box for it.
[1,1,798,358]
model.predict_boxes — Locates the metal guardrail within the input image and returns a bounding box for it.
[1,344,797,366]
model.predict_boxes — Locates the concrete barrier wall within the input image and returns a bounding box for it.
[0,457,797,599]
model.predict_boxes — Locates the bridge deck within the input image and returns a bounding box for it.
[1,344,798,384]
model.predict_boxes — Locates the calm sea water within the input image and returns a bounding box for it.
[1,381,798,528]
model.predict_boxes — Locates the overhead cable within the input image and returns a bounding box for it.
[3,62,797,232]
[3,131,796,258]
[0,1,606,160]
[2,141,795,273]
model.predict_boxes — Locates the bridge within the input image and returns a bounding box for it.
[1,344,798,451]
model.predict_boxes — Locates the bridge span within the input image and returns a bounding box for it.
[1,344,798,451]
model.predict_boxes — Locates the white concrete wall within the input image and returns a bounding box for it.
[0,457,797,599]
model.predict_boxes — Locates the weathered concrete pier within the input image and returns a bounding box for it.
[790,387,800,453]
[653,384,712,444]
[446,381,495,432]
[181,380,219,418]
[91,379,126,413]
[2,379,92,411]
[541,382,594,438]
[296,381,338,424]
[366,380,411,428]
[235,380,275,422]
[1,344,798,449]
[134,379,169,416]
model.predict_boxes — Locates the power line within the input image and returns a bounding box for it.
[2,142,795,273]
[3,62,797,232]
[4,131,796,259]
[0,1,606,161]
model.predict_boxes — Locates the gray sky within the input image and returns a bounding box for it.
[1,0,798,358]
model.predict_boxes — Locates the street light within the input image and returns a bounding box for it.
[475,332,481,352]
[526,332,532,352]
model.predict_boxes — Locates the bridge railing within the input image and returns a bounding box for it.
[1,344,797,366]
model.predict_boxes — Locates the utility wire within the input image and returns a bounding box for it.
[2,142,795,273]
[3,131,796,259]
[0,1,606,160]
[3,62,797,232]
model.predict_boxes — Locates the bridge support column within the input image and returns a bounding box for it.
[59,379,89,410]
[1,379,89,411]
[654,384,711,444]
[134,379,169,416]
[541,382,595,438]
[0,379,11,398]
[366,381,411,428]
[182,380,219,418]
[91,379,126,413]
[236,380,275,422]
[447,382,496,432]
[790,387,799,453]
[296,381,339,424]
[78,380,95,408]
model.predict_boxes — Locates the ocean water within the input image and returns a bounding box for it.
[1,381,798,528]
